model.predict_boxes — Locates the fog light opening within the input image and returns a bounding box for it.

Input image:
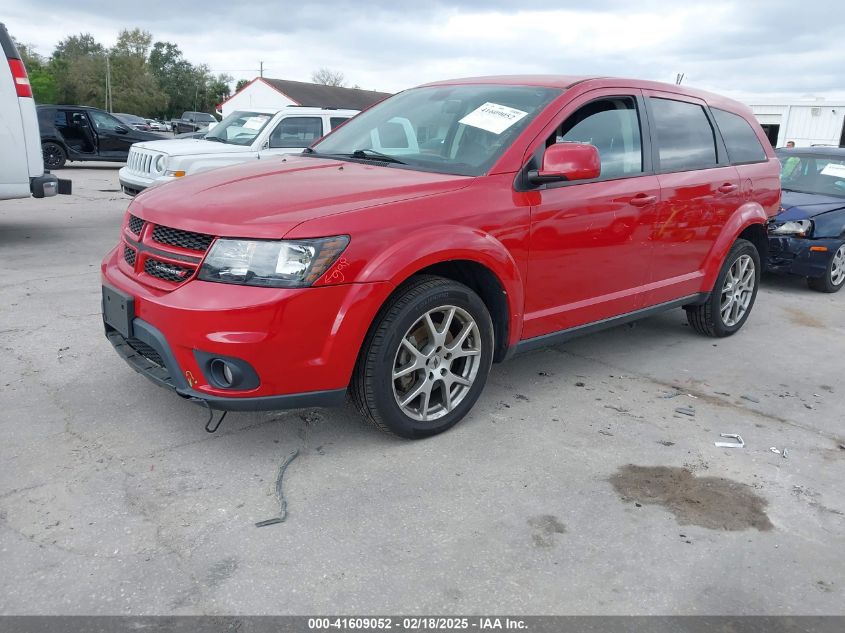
[210,358,238,388]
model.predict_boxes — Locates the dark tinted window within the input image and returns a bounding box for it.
[553,97,643,178]
[54,111,68,129]
[330,117,350,129]
[269,117,323,148]
[650,98,717,172]
[712,108,767,164]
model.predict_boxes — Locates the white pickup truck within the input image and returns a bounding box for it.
[118,106,357,195]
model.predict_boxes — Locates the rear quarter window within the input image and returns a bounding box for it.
[712,108,767,164]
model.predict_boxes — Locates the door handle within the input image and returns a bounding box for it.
[718,183,738,193]
[629,194,657,207]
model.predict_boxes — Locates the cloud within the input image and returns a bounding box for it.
[3,0,844,99]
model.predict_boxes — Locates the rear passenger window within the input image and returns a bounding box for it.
[712,108,767,164]
[330,117,350,129]
[650,98,717,172]
[54,111,69,129]
[551,96,643,178]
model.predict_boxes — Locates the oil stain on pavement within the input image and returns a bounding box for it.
[609,465,773,531]
[528,514,567,547]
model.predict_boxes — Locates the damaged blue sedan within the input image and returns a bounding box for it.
[768,147,845,292]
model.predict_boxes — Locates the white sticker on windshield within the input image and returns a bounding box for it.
[458,102,528,135]
[243,116,269,130]
[820,163,845,178]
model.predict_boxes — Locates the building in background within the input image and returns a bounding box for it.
[219,78,391,117]
[749,98,845,148]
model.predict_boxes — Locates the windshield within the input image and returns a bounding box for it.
[312,84,562,176]
[204,110,275,146]
[781,153,845,197]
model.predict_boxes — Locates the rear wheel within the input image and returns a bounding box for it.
[807,244,845,293]
[685,239,760,337]
[42,142,66,169]
[351,275,494,439]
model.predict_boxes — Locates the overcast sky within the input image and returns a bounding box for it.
[3,0,844,101]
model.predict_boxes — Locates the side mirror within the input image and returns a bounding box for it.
[528,142,600,185]
[115,125,129,134]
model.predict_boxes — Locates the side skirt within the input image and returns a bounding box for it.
[507,293,709,358]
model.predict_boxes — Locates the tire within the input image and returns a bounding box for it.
[685,238,760,337]
[351,275,494,439]
[42,142,67,169]
[807,244,845,293]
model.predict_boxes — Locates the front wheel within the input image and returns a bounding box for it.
[685,238,760,337]
[807,244,845,293]
[42,142,67,169]
[351,275,494,439]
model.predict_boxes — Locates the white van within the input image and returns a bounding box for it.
[118,106,357,195]
[0,23,70,200]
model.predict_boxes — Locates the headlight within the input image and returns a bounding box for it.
[198,236,349,287]
[154,155,166,173]
[770,219,813,237]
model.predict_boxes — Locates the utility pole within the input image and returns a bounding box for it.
[259,61,264,78]
[105,56,112,112]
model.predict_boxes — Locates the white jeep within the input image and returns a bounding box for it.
[118,106,357,195]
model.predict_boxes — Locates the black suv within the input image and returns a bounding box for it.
[37,105,164,168]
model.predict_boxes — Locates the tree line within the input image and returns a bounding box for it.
[16,28,233,119]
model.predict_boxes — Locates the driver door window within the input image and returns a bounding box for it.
[269,117,323,148]
[88,110,123,133]
[550,97,643,179]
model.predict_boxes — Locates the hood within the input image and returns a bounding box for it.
[778,190,845,220]
[130,138,250,157]
[130,155,474,238]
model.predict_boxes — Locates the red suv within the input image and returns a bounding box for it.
[101,76,780,438]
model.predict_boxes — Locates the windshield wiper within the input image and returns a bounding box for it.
[350,148,406,164]
[203,136,227,143]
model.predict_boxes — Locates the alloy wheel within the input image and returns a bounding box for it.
[392,305,481,422]
[42,144,63,169]
[720,254,755,327]
[830,245,845,287]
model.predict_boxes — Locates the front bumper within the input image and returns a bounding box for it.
[118,166,172,196]
[101,247,392,411]
[767,235,843,278]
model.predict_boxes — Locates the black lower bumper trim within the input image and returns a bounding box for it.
[175,387,348,412]
[106,313,348,413]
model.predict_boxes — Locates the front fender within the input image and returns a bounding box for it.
[703,201,769,289]
[356,225,525,348]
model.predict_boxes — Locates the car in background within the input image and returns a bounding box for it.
[102,76,779,438]
[768,147,845,292]
[37,105,165,168]
[171,111,218,134]
[148,119,169,132]
[115,113,152,131]
[0,22,70,199]
[118,106,356,195]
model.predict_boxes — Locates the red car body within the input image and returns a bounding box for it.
[101,76,780,422]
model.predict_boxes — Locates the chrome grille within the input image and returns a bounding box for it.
[126,148,159,176]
